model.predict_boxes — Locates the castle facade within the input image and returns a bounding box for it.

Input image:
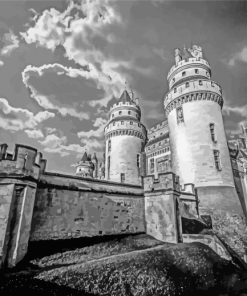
[1,45,247,269]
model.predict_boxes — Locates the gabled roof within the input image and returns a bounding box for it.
[119,90,132,103]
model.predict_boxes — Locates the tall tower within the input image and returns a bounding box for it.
[164,45,243,214]
[104,90,147,185]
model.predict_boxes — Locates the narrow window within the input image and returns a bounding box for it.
[211,81,215,87]
[209,123,217,143]
[172,78,175,82]
[121,121,124,125]
[199,80,202,85]
[174,88,177,93]
[112,114,114,118]
[150,158,154,174]
[213,150,222,171]
[128,111,131,115]
[108,156,110,178]
[176,106,184,124]
[108,139,111,152]
[137,154,140,168]
[182,71,186,76]
[113,122,115,126]
[120,173,125,183]
[119,111,122,115]
[186,82,189,88]
[130,121,133,125]
[195,69,199,74]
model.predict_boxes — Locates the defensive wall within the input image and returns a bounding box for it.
[0,143,145,268]
[0,143,244,269]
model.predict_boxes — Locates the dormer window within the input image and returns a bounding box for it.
[209,123,217,143]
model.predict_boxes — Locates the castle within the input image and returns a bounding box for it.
[1,45,247,268]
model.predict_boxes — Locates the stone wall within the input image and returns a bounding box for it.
[30,186,145,241]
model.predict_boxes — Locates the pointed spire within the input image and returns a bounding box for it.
[92,152,98,161]
[119,90,132,103]
[81,152,88,162]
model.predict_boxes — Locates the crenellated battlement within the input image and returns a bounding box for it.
[148,120,168,135]
[164,80,223,116]
[0,143,46,180]
[105,120,147,141]
[168,57,210,79]
[110,101,140,113]
[144,172,180,193]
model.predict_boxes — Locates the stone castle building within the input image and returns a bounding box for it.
[1,45,247,269]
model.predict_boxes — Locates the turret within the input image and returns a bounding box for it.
[104,89,147,185]
[92,152,98,178]
[164,45,243,215]
[74,152,94,178]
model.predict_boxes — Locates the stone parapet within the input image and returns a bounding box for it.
[167,57,210,79]
[144,172,180,193]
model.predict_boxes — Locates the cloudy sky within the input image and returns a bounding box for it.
[0,0,247,173]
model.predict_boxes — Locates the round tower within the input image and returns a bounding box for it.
[75,152,94,178]
[164,45,243,214]
[104,90,147,185]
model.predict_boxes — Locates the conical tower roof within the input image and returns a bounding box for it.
[81,152,88,162]
[119,90,132,103]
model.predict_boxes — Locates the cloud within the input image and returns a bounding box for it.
[0,98,54,132]
[0,60,3,66]
[228,46,247,66]
[24,129,44,139]
[77,117,107,151]
[20,0,133,107]
[1,30,20,56]
[22,64,90,120]
[223,104,247,118]
[39,133,86,157]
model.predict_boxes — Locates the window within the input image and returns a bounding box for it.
[209,123,217,143]
[199,80,202,85]
[128,111,131,115]
[121,121,124,125]
[174,88,177,93]
[195,69,199,74]
[130,121,133,125]
[150,158,154,174]
[113,122,115,126]
[112,114,114,118]
[108,139,111,152]
[172,78,175,82]
[213,150,222,171]
[107,156,110,178]
[186,82,189,88]
[176,106,184,124]
[211,81,215,87]
[182,71,186,76]
[137,154,140,168]
[119,111,122,115]
[120,173,125,183]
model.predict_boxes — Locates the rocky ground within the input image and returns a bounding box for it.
[1,234,247,296]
